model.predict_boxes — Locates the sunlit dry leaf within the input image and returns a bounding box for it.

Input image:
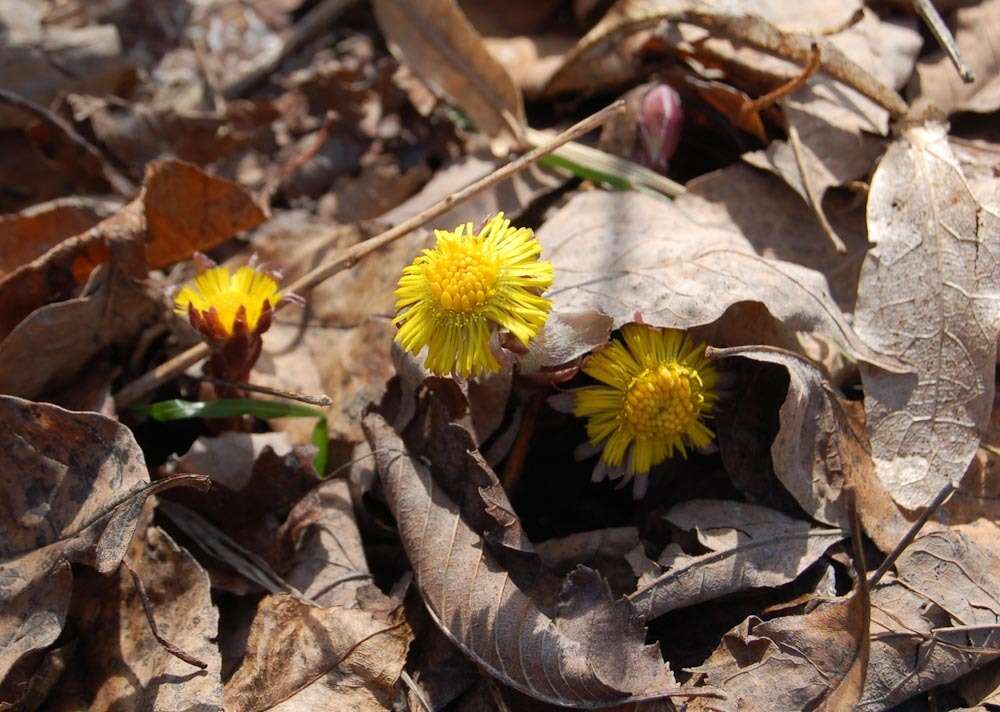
[373,0,526,150]
[535,527,641,597]
[0,396,203,689]
[859,530,1000,711]
[854,122,1000,509]
[483,34,577,99]
[630,499,845,621]
[908,0,1000,117]
[534,189,898,369]
[224,594,411,711]
[364,412,709,709]
[544,0,907,118]
[82,526,224,711]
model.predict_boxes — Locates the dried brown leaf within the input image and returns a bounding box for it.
[364,412,711,708]
[859,530,1000,711]
[711,347,908,553]
[373,0,526,150]
[534,189,898,369]
[81,527,224,711]
[630,500,845,621]
[224,594,411,711]
[0,197,118,279]
[688,527,870,712]
[854,122,1000,509]
[0,396,204,689]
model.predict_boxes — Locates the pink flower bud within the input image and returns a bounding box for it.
[636,84,683,171]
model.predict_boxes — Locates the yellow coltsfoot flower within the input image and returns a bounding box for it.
[573,324,718,498]
[174,263,283,385]
[175,264,282,341]
[393,212,554,377]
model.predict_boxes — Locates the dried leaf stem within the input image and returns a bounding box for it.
[122,558,208,669]
[740,43,821,119]
[194,374,333,407]
[913,0,975,84]
[867,482,956,588]
[114,101,625,408]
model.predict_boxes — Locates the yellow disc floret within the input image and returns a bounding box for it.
[574,324,718,479]
[394,212,554,378]
[174,265,282,337]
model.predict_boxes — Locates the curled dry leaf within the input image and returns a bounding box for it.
[224,594,411,711]
[630,499,845,621]
[364,412,712,709]
[709,347,908,553]
[534,189,898,370]
[77,526,224,712]
[859,530,1000,711]
[0,396,205,689]
[687,518,870,712]
[854,122,1000,509]
[372,0,526,150]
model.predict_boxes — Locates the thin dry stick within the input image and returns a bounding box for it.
[122,559,208,670]
[788,124,848,254]
[115,101,626,408]
[913,0,975,84]
[500,388,546,493]
[740,43,822,119]
[194,374,332,407]
[867,482,956,589]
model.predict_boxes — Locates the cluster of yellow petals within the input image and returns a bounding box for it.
[174,265,282,337]
[574,323,718,479]
[393,213,553,377]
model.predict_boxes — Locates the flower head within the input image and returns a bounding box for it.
[574,324,718,495]
[175,265,282,340]
[393,212,553,377]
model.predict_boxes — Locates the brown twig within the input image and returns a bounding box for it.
[788,124,848,254]
[740,43,822,119]
[114,101,626,408]
[122,558,208,670]
[867,482,956,588]
[193,374,332,407]
[913,0,975,84]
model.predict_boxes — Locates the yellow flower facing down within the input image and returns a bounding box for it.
[393,213,554,377]
[175,265,282,339]
[574,324,718,496]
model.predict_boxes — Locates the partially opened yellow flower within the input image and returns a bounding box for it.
[393,212,553,377]
[574,324,718,497]
[175,265,282,339]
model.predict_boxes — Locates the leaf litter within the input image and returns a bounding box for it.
[1,1,999,710]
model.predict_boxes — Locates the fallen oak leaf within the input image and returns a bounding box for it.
[363,411,720,708]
